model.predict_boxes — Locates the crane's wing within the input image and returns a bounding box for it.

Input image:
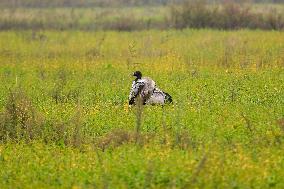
[139,77,155,99]
[145,87,173,105]
[129,81,145,105]
[145,87,165,105]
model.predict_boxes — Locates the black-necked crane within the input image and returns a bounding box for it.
[128,71,172,105]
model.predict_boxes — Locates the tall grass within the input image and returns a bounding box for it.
[0,87,44,142]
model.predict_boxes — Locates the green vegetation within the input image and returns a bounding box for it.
[0,30,283,188]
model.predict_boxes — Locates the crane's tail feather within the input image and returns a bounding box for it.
[164,92,173,104]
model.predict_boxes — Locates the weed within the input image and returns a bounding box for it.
[0,87,44,142]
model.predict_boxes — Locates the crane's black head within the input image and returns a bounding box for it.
[133,71,142,80]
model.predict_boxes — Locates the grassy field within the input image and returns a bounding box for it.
[0,29,284,188]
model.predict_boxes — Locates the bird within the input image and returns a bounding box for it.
[128,71,172,105]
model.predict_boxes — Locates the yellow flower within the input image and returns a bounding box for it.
[124,103,129,113]
[72,186,81,189]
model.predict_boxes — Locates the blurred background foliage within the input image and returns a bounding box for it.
[0,0,283,31]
